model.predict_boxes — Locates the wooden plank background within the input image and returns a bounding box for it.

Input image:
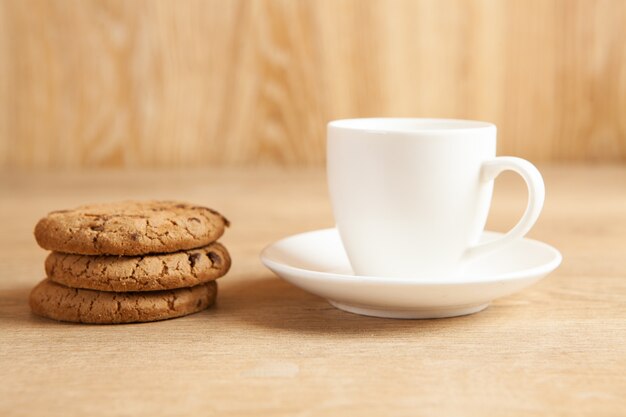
[1,0,625,169]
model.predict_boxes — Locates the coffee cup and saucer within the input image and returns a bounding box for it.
[261,118,562,319]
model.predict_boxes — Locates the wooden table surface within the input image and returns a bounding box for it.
[1,166,625,416]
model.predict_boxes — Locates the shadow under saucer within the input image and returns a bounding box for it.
[215,274,486,335]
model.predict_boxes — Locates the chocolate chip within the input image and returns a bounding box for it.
[189,253,202,268]
[130,233,140,241]
[89,225,104,232]
[207,252,221,265]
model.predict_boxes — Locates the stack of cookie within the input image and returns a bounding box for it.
[29,201,231,324]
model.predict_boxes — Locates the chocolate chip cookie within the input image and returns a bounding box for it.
[29,278,217,324]
[34,201,229,255]
[45,242,231,292]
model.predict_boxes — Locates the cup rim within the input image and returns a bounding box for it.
[328,118,496,134]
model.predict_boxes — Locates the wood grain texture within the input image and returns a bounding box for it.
[0,166,625,416]
[0,0,625,168]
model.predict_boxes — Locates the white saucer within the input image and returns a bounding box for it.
[260,228,562,319]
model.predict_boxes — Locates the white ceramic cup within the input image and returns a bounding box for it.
[327,118,545,278]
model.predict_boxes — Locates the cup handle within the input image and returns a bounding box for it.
[463,156,545,262]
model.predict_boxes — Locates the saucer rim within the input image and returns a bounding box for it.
[260,228,562,286]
